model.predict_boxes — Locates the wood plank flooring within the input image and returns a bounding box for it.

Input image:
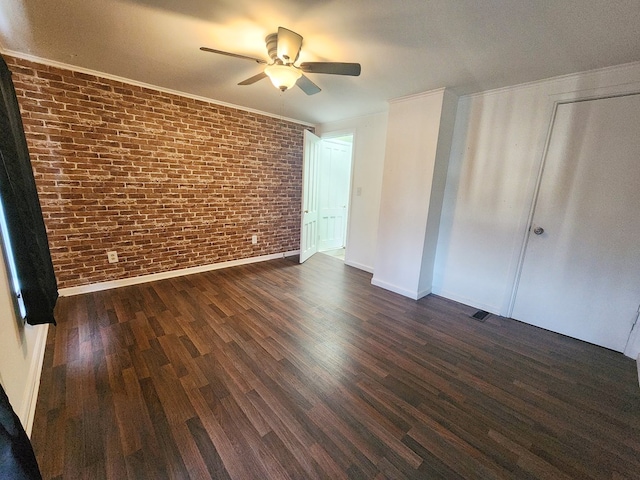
[31,253,640,479]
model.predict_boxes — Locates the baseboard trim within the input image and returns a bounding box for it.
[59,251,300,296]
[23,323,49,437]
[430,288,501,316]
[344,260,374,274]
[370,277,430,300]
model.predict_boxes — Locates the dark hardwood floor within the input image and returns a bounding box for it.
[31,253,640,479]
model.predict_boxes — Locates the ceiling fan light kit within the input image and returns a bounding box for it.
[264,64,302,91]
[201,26,361,95]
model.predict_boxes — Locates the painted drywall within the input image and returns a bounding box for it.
[0,244,48,434]
[417,89,458,296]
[372,89,455,299]
[316,112,388,273]
[433,61,640,319]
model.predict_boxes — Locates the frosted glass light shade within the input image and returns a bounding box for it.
[264,64,302,91]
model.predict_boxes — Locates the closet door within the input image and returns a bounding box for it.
[512,94,640,352]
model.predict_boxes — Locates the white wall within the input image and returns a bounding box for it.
[418,89,458,296]
[317,112,388,273]
[372,89,457,299]
[0,245,48,434]
[433,61,640,319]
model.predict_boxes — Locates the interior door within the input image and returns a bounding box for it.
[300,130,320,263]
[318,139,352,251]
[512,94,640,352]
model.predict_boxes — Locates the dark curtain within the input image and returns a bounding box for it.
[0,55,58,325]
[0,384,42,480]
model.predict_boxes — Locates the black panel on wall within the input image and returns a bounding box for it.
[0,54,57,325]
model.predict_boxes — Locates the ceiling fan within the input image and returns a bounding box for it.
[200,27,361,95]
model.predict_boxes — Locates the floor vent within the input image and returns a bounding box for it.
[471,310,490,322]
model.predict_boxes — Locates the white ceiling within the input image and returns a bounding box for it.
[1,0,640,124]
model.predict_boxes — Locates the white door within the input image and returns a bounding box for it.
[318,139,352,251]
[300,130,321,263]
[512,94,640,352]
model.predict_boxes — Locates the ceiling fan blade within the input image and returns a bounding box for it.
[296,74,321,96]
[238,71,268,86]
[277,27,302,64]
[200,47,267,64]
[300,62,361,76]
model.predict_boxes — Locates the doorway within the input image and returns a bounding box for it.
[300,132,354,263]
[318,136,353,258]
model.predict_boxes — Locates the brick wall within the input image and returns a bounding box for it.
[5,55,310,289]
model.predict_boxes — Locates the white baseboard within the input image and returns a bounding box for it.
[22,323,49,437]
[430,288,501,316]
[344,259,374,274]
[370,276,430,300]
[59,251,299,296]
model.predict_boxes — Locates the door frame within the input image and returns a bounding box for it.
[507,82,640,357]
[302,128,356,261]
[317,133,354,253]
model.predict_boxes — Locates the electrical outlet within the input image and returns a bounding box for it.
[251,235,258,244]
[107,251,118,263]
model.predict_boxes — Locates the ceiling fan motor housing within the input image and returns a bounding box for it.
[265,33,279,62]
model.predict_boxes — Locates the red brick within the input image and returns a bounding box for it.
[6,55,310,289]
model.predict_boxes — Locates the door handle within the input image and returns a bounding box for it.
[533,226,544,235]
